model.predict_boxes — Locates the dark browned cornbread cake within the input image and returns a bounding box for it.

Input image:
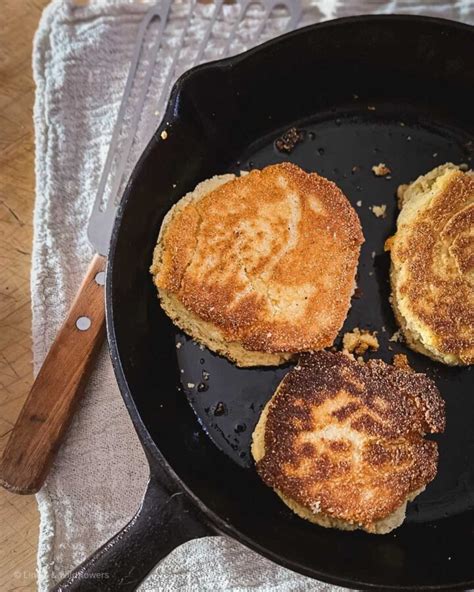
[252,351,445,533]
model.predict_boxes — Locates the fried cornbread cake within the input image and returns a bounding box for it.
[151,163,363,367]
[252,351,445,534]
[387,163,474,365]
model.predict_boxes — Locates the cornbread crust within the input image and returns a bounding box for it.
[388,163,474,365]
[151,163,363,366]
[251,352,444,534]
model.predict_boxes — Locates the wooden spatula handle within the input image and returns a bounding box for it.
[0,254,106,494]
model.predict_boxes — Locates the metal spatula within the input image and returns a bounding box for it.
[0,0,301,494]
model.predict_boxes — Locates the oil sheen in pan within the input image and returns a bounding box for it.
[172,105,474,524]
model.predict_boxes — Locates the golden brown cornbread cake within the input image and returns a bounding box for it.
[251,351,445,534]
[151,163,363,367]
[387,163,474,365]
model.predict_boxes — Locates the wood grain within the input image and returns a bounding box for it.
[1,254,106,495]
[0,0,50,590]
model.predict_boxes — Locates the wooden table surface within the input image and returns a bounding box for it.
[1,1,50,590]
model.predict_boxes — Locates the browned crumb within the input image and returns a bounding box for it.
[372,163,391,176]
[274,127,305,153]
[370,204,387,218]
[351,165,360,174]
[384,236,394,251]
[213,402,226,416]
[389,329,403,343]
[353,286,363,299]
[343,327,379,355]
[160,130,168,140]
[393,353,413,372]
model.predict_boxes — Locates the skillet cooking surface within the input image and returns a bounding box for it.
[108,16,474,589]
[178,109,474,523]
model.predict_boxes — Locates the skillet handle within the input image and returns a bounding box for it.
[52,472,212,591]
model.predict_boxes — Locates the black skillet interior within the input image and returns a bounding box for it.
[108,16,474,590]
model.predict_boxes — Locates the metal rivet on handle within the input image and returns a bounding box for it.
[76,316,91,331]
[95,271,105,286]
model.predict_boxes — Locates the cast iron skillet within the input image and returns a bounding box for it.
[55,15,474,592]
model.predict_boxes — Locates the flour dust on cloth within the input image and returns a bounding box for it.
[33,0,473,590]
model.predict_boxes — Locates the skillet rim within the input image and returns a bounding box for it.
[105,14,474,591]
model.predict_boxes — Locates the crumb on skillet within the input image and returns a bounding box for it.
[370,204,387,218]
[372,163,391,176]
[389,329,403,343]
[393,353,412,371]
[274,127,305,153]
[343,327,379,355]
